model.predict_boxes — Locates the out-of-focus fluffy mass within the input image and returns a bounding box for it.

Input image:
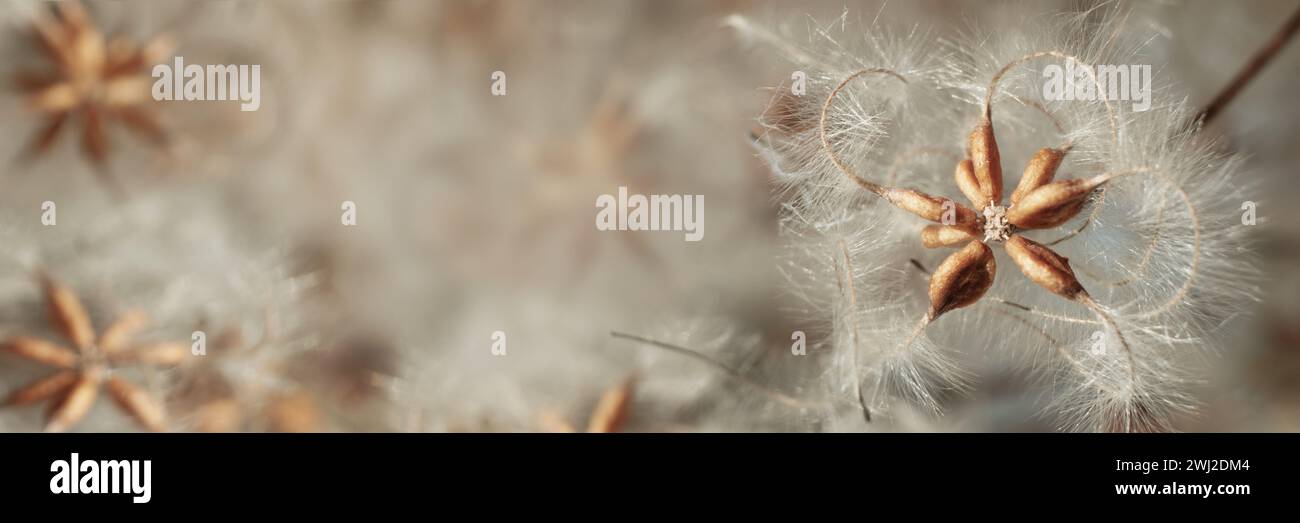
[0,0,1294,432]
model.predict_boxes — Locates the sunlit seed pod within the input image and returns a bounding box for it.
[953,159,986,211]
[921,224,978,248]
[1010,147,1068,206]
[586,376,635,433]
[265,390,321,433]
[881,187,978,226]
[97,310,149,354]
[71,28,107,80]
[193,399,243,433]
[28,84,80,112]
[105,377,166,432]
[41,276,95,351]
[1003,235,1085,300]
[103,76,153,106]
[927,240,996,319]
[5,337,78,368]
[967,120,1002,207]
[1006,177,1101,230]
[116,342,190,366]
[45,368,104,433]
[4,370,78,406]
[538,411,578,433]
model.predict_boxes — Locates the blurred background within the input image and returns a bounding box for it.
[0,0,1295,432]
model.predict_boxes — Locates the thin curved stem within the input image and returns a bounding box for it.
[900,315,931,350]
[608,331,815,410]
[1045,212,1095,246]
[989,308,1123,397]
[1079,295,1137,388]
[1008,94,1074,151]
[1075,188,1169,287]
[984,297,1136,398]
[819,68,909,195]
[987,298,1100,325]
[838,240,871,423]
[1062,167,1202,319]
[984,51,1118,145]
[884,147,960,187]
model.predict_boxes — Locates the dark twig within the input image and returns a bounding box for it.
[1198,4,1300,126]
[908,258,930,275]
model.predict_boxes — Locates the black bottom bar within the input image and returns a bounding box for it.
[1,433,1291,511]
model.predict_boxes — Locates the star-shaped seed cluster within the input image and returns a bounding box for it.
[16,1,173,172]
[813,63,1146,425]
[820,74,1124,326]
[2,275,187,432]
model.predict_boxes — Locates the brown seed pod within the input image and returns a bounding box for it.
[1006,176,1102,230]
[586,375,636,433]
[1010,147,1068,206]
[41,275,95,351]
[1004,235,1086,299]
[105,376,166,432]
[953,159,986,211]
[97,310,148,354]
[45,367,103,433]
[265,390,321,433]
[880,187,978,226]
[967,120,1003,207]
[537,411,578,433]
[921,224,978,248]
[927,240,996,319]
[4,370,77,406]
[192,398,242,433]
[5,337,78,368]
[109,342,189,366]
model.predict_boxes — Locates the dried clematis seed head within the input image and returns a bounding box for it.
[953,159,986,211]
[1010,147,1068,206]
[1006,176,1102,230]
[880,187,977,226]
[921,224,978,248]
[1004,235,1085,300]
[967,120,1002,207]
[927,240,996,320]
